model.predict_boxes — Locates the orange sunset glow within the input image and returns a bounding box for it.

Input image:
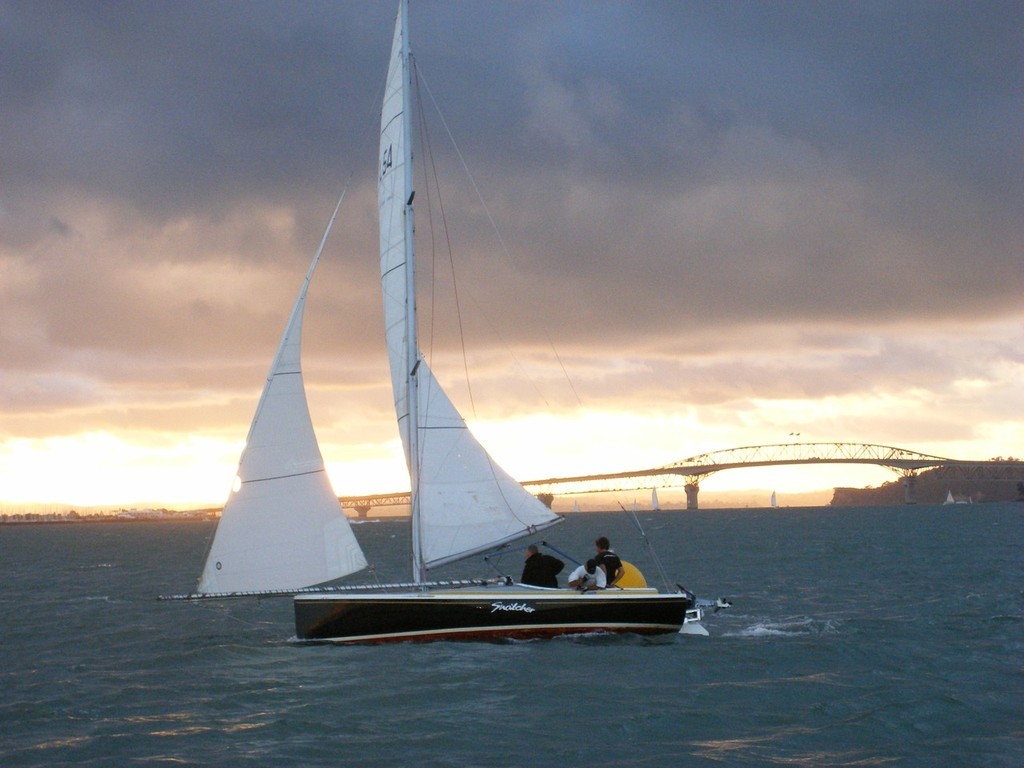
[2,3,1021,512]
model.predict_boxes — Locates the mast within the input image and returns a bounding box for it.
[398,0,424,584]
[377,0,562,580]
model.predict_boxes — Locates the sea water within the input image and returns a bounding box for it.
[1,504,1020,767]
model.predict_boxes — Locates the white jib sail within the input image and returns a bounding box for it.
[378,1,561,573]
[197,246,367,594]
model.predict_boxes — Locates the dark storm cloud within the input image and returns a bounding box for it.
[3,1,382,217]
[6,2,1020,213]
[1,0,1021,406]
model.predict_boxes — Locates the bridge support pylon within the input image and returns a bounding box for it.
[684,482,700,510]
[901,474,917,504]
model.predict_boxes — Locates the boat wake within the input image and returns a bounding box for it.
[727,616,840,638]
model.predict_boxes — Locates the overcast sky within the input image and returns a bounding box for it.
[1,1,1022,506]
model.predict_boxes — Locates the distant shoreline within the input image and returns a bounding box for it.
[0,512,218,526]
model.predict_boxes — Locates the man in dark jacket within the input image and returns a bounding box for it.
[520,544,564,588]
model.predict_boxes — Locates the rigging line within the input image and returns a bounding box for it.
[460,290,552,409]
[412,57,477,417]
[407,69,561,529]
[414,69,549,410]
[540,540,582,567]
[413,75,561,532]
[619,502,672,592]
[410,61,535,529]
[550,343,583,407]
[411,56,439,372]
[415,65,584,409]
[481,546,511,578]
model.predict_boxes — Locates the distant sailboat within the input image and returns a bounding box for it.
[651,488,661,511]
[944,490,970,505]
[770,491,778,508]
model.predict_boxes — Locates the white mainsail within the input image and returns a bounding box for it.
[197,246,367,594]
[378,1,561,577]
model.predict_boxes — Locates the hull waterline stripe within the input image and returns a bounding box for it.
[295,621,686,644]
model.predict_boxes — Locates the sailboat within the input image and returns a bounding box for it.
[188,0,714,643]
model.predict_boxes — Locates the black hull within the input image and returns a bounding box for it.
[294,589,692,644]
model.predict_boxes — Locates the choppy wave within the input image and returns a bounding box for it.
[2,505,1022,767]
[728,616,841,638]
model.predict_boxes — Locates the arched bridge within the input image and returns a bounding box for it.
[341,442,1021,513]
[523,442,1021,508]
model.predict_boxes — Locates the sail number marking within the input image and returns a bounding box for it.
[381,144,393,178]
